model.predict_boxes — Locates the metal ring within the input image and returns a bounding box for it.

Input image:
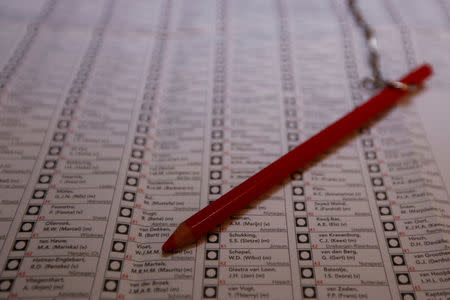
[385,80,419,92]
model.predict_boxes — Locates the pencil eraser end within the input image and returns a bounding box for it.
[407,63,433,85]
[420,63,433,79]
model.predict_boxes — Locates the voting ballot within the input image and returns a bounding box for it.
[0,0,449,299]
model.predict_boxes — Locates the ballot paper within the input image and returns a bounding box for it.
[0,0,449,299]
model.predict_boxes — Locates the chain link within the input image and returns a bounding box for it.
[347,0,417,91]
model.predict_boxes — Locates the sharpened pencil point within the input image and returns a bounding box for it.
[162,222,197,252]
[162,234,176,252]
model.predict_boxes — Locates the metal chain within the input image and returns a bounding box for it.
[347,0,417,91]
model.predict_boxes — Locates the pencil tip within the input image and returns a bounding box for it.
[162,223,197,252]
[162,235,176,252]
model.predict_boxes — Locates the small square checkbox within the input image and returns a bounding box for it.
[48,146,62,156]
[53,132,66,142]
[287,132,299,141]
[32,189,47,199]
[4,259,21,271]
[139,114,151,122]
[368,164,380,173]
[0,279,14,292]
[391,255,405,266]
[26,205,41,215]
[210,156,222,165]
[12,240,29,251]
[209,185,221,195]
[19,222,35,233]
[128,162,141,172]
[396,273,411,285]
[375,191,387,201]
[292,186,304,196]
[211,130,223,139]
[285,109,296,117]
[111,241,126,253]
[401,293,415,300]
[204,267,218,279]
[125,176,139,187]
[295,217,308,227]
[372,177,384,186]
[297,233,309,244]
[119,207,133,218]
[131,149,144,159]
[107,259,123,272]
[210,171,222,180]
[115,224,130,235]
[38,175,52,184]
[286,121,297,129]
[43,160,57,169]
[211,143,223,152]
[383,222,396,231]
[300,267,314,279]
[206,250,219,260]
[122,191,136,202]
[365,151,377,160]
[57,120,70,129]
[103,279,118,292]
[387,238,400,248]
[378,206,391,216]
[207,233,219,243]
[302,287,316,298]
[203,286,217,298]
[294,202,306,211]
[134,136,146,146]
[298,250,311,261]
[212,119,224,127]
[136,125,149,134]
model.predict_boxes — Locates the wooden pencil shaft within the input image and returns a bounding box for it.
[158,64,433,253]
[185,64,432,238]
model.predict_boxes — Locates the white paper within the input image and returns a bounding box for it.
[0,0,449,299]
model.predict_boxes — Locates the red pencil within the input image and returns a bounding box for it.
[162,64,433,252]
